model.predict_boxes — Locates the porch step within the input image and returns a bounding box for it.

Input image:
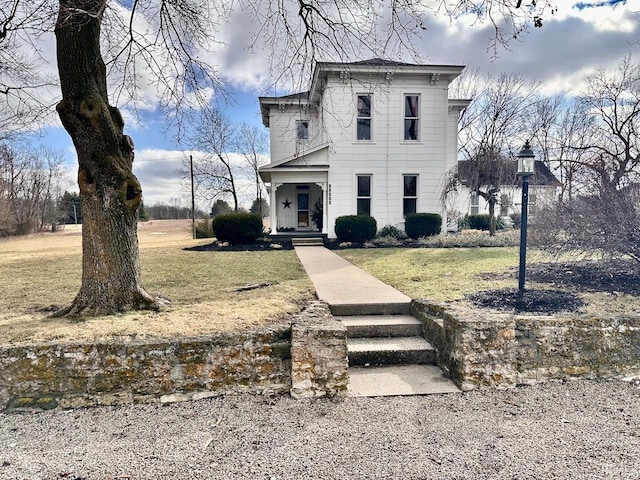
[347,336,436,366]
[339,315,423,338]
[291,237,325,246]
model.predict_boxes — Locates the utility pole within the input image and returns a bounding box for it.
[190,155,196,239]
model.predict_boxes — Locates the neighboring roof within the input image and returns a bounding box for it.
[531,160,561,186]
[457,159,561,187]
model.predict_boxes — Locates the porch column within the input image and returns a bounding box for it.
[320,182,328,235]
[270,183,280,234]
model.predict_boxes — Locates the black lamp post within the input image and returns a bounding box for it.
[517,141,535,297]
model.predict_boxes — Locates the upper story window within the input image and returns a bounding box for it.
[357,94,372,141]
[296,120,309,140]
[404,94,420,141]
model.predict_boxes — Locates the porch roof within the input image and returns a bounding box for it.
[259,164,329,183]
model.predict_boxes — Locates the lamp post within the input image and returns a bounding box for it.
[517,141,535,297]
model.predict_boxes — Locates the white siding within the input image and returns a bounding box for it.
[262,64,466,238]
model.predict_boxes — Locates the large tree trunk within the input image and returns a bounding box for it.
[54,0,167,317]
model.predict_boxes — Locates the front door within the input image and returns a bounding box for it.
[297,192,310,229]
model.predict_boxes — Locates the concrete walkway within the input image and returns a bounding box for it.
[293,245,411,315]
[294,245,460,397]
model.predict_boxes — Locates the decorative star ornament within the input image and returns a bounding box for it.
[282,198,292,209]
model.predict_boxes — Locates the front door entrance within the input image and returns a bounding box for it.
[297,192,310,229]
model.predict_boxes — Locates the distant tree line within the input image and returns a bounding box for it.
[0,143,70,236]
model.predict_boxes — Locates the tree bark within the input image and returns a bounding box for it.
[53,0,168,317]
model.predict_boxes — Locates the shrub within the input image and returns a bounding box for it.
[460,214,491,231]
[195,218,214,239]
[405,213,442,239]
[377,224,404,239]
[418,230,519,248]
[510,212,521,229]
[335,215,377,243]
[212,213,264,244]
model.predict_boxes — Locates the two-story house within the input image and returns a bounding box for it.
[258,58,470,239]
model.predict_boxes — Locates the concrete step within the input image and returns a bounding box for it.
[330,302,411,316]
[347,336,436,366]
[348,364,460,397]
[339,315,423,338]
[291,237,324,246]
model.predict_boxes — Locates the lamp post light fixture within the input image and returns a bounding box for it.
[517,140,535,297]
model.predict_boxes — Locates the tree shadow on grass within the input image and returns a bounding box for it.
[471,258,640,314]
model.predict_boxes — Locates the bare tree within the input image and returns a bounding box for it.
[572,55,640,194]
[444,72,538,235]
[236,122,268,216]
[188,108,241,212]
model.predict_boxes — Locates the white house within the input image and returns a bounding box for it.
[448,160,561,228]
[258,59,470,239]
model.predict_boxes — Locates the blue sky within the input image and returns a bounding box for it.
[25,0,640,209]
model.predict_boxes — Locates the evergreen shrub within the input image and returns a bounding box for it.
[335,215,377,243]
[212,213,264,244]
[405,213,442,239]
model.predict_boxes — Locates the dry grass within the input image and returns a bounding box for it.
[0,220,314,346]
[338,247,640,317]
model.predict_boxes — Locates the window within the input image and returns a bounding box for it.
[403,175,417,216]
[296,120,309,140]
[470,193,479,215]
[357,175,371,216]
[357,95,372,140]
[529,193,537,213]
[404,95,420,141]
[500,194,511,216]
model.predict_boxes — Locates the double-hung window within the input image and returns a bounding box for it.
[357,95,372,141]
[404,95,420,141]
[403,175,417,216]
[470,193,479,215]
[357,175,371,216]
[296,120,309,140]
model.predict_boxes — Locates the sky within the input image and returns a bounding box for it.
[20,0,640,211]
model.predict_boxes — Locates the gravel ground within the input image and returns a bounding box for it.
[1,379,639,480]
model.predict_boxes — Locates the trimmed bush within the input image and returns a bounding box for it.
[335,215,377,243]
[461,214,491,231]
[212,213,264,244]
[405,213,442,239]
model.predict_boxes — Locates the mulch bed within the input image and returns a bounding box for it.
[470,259,640,314]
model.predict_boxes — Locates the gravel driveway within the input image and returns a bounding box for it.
[1,379,639,480]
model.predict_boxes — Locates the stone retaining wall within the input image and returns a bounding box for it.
[413,299,640,390]
[0,302,348,412]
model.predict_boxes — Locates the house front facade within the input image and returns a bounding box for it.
[259,59,469,239]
